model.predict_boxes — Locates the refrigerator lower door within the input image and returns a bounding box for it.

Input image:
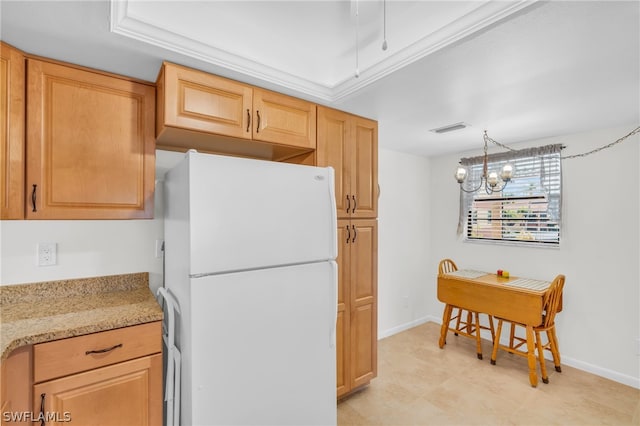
[186,261,337,426]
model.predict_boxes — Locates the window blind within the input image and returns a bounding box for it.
[457,144,562,246]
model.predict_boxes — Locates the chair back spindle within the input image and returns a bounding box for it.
[439,259,458,275]
[542,275,565,328]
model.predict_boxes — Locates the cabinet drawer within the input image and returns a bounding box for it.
[34,321,161,383]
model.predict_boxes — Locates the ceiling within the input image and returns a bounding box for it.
[1,1,638,157]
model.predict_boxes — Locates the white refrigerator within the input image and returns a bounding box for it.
[163,151,338,426]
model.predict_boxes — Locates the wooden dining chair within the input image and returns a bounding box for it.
[490,274,565,384]
[438,259,495,359]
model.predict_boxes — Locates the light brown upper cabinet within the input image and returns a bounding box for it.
[156,62,316,161]
[0,42,25,219]
[317,106,378,219]
[26,59,155,219]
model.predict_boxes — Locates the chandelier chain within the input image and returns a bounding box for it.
[484,126,640,160]
[560,126,640,159]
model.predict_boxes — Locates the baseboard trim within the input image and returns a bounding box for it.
[389,319,639,389]
[378,315,439,339]
[561,356,640,389]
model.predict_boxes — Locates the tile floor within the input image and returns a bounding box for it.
[338,322,639,425]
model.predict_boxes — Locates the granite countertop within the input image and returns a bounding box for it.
[0,272,164,361]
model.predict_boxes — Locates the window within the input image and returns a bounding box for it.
[458,144,562,246]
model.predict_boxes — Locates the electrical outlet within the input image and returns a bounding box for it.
[37,242,57,266]
[636,338,640,356]
[403,295,409,308]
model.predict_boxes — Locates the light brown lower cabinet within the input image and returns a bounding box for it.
[336,218,378,398]
[34,354,162,426]
[0,322,162,426]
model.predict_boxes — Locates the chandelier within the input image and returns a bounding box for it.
[454,131,514,194]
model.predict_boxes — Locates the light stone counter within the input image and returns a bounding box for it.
[0,272,163,360]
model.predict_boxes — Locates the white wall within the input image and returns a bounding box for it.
[0,218,164,290]
[377,149,432,338]
[427,125,639,388]
[1,131,637,388]
[0,150,183,293]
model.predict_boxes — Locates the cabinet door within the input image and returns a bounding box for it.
[33,354,162,426]
[26,59,155,219]
[157,62,252,140]
[0,345,31,426]
[349,219,378,389]
[253,88,316,149]
[0,42,25,219]
[336,220,351,397]
[350,117,378,219]
[317,106,350,217]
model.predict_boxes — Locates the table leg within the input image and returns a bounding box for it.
[525,325,538,387]
[439,304,453,348]
[474,312,483,359]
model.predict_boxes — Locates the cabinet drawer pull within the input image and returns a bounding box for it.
[31,184,38,212]
[352,195,357,213]
[346,195,351,213]
[246,109,251,132]
[256,110,261,133]
[346,225,351,243]
[85,343,123,355]
[352,225,357,243]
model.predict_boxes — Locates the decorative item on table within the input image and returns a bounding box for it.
[497,269,510,278]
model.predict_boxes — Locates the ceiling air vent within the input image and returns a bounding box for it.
[429,122,470,134]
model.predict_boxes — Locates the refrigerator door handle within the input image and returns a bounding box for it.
[330,263,337,348]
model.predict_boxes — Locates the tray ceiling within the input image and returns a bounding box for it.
[110,0,535,102]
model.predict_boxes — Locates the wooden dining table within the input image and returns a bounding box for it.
[437,269,559,387]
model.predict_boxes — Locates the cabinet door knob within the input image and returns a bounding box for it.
[346,225,351,243]
[256,110,261,133]
[352,225,357,243]
[31,184,38,212]
[246,109,251,133]
[346,195,351,213]
[352,195,357,213]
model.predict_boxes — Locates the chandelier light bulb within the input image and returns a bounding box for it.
[454,166,467,183]
[500,163,514,181]
[487,171,499,187]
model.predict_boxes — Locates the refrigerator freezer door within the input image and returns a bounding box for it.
[187,261,337,426]
[166,151,337,277]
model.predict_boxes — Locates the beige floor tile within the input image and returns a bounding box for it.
[338,322,639,426]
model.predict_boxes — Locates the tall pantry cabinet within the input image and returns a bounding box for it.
[316,106,378,398]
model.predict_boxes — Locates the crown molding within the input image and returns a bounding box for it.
[110,0,537,102]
